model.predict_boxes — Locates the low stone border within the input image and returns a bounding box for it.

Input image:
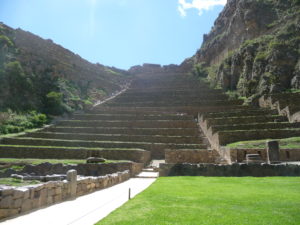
[159,163,300,177]
[0,162,144,178]
[0,170,130,220]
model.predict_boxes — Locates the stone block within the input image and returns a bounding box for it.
[47,196,53,205]
[55,187,62,195]
[266,140,280,163]
[67,170,77,198]
[21,199,32,213]
[47,188,55,197]
[13,198,23,208]
[0,187,13,197]
[0,195,13,208]
[14,188,29,199]
[53,194,62,203]
[0,208,19,219]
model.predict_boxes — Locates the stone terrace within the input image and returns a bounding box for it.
[1,68,300,164]
[0,70,237,163]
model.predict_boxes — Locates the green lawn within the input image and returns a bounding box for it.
[97,177,300,225]
[0,178,41,186]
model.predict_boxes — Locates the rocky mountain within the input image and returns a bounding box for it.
[0,23,130,115]
[183,0,300,104]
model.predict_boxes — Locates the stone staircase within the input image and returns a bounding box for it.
[1,70,299,165]
[0,72,216,163]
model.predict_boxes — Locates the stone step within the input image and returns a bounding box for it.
[124,89,224,95]
[114,94,228,101]
[135,171,159,178]
[206,115,287,127]
[1,137,207,152]
[218,128,300,145]
[201,109,277,119]
[56,120,198,129]
[91,105,252,117]
[45,127,200,136]
[84,109,186,115]
[142,168,154,172]
[71,113,193,121]
[109,98,230,105]
[211,122,300,133]
[0,145,150,163]
[23,132,203,144]
[104,99,243,107]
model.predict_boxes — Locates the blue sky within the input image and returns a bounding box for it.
[0,0,226,69]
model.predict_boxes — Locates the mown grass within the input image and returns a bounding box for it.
[0,144,144,151]
[0,158,129,165]
[97,177,300,225]
[0,158,86,165]
[227,137,300,149]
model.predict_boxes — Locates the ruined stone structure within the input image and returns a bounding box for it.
[1,66,300,164]
[0,170,130,219]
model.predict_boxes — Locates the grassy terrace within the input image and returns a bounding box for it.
[0,144,144,151]
[0,178,41,187]
[227,137,300,149]
[0,158,129,165]
[97,177,300,225]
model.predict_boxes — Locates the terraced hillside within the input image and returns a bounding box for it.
[1,68,300,164]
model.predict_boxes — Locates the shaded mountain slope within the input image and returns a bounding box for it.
[0,23,130,114]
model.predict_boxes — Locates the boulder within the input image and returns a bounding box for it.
[86,157,106,164]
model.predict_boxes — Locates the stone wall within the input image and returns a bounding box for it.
[0,170,130,220]
[159,163,300,177]
[230,148,300,163]
[259,95,300,123]
[0,162,144,178]
[165,150,218,164]
[0,147,151,164]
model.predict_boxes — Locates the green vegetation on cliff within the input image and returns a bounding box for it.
[188,0,300,105]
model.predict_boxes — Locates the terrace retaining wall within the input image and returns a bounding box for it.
[165,150,218,164]
[230,148,300,163]
[0,147,151,164]
[0,162,144,178]
[159,163,300,177]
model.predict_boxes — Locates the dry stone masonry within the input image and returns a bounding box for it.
[0,170,130,220]
[1,65,300,164]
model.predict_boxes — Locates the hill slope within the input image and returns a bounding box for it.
[0,23,130,114]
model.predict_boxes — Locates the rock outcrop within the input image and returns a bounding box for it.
[183,0,300,103]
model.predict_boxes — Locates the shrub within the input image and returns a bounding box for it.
[45,91,65,115]
[192,63,208,78]
[0,35,13,47]
[0,111,48,135]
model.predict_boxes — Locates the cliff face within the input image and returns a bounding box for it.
[0,23,129,114]
[184,0,300,103]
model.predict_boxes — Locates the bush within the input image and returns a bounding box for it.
[0,35,13,47]
[192,63,208,78]
[29,112,47,127]
[44,91,65,115]
[0,111,48,135]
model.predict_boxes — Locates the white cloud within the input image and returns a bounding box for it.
[178,0,227,17]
